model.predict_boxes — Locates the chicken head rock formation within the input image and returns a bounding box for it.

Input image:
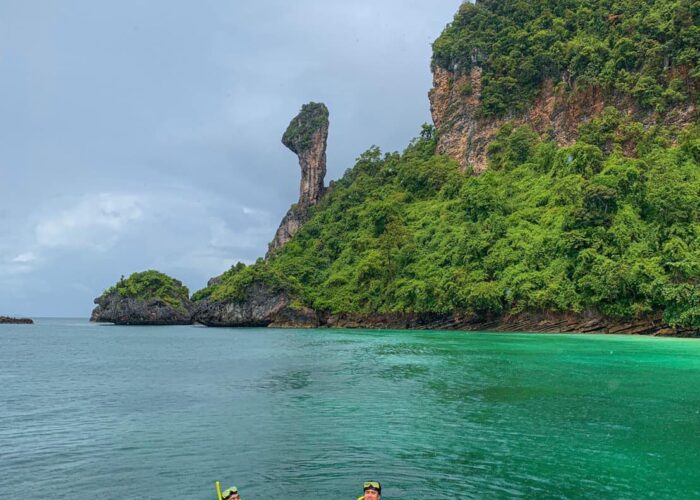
[192,103,329,327]
[268,102,329,254]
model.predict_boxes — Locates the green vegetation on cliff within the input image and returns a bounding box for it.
[282,102,329,153]
[432,0,699,116]
[191,262,290,303]
[103,270,190,310]
[195,118,700,329]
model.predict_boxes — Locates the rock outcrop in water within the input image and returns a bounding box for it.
[268,102,329,254]
[90,270,193,325]
[91,291,193,325]
[0,316,33,324]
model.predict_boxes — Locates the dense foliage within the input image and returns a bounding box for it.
[194,119,700,329]
[190,261,291,303]
[282,102,329,153]
[104,270,190,310]
[432,0,699,116]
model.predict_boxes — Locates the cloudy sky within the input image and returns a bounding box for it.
[0,0,462,317]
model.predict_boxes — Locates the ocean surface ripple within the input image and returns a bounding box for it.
[2,319,700,498]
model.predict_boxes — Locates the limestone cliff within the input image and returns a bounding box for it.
[192,282,319,328]
[429,0,698,173]
[429,64,697,173]
[268,102,329,254]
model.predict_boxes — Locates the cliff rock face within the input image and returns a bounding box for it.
[192,283,319,328]
[429,64,697,173]
[269,102,329,254]
[91,291,193,325]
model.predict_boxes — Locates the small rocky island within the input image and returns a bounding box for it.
[91,270,193,325]
[0,316,33,324]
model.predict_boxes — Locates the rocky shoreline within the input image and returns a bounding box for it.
[189,293,697,337]
[88,285,698,337]
[317,311,697,337]
[90,273,697,337]
[0,316,34,324]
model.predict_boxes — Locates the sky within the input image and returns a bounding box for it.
[0,0,463,317]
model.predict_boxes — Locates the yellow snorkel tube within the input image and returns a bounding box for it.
[215,481,223,500]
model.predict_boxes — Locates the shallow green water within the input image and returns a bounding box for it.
[2,319,700,498]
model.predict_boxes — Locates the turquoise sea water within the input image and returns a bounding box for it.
[2,319,700,499]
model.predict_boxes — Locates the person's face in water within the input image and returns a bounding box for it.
[224,492,240,500]
[364,488,380,500]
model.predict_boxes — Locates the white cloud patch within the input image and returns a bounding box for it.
[242,206,266,216]
[11,251,37,263]
[35,193,145,251]
[2,188,274,286]
[0,261,35,276]
[1,251,40,276]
